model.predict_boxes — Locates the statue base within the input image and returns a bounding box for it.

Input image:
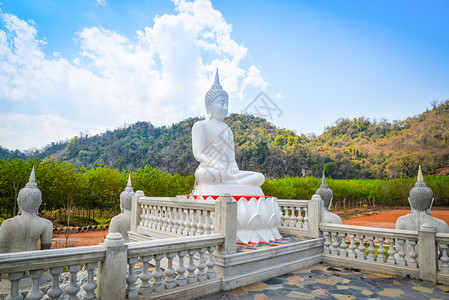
[180,195,282,244]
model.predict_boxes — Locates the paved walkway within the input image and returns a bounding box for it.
[201,263,449,299]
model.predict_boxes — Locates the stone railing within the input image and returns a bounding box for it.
[132,195,215,239]
[0,245,105,300]
[320,223,449,285]
[278,200,310,229]
[125,234,223,299]
[436,233,449,284]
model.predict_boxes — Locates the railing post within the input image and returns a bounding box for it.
[308,194,323,238]
[97,232,128,300]
[131,190,145,232]
[419,223,437,283]
[214,193,237,255]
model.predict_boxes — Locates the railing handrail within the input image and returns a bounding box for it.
[138,196,215,210]
[127,233,224,257]
[320,223,418,240]
[0,245,105,273]
[436,232,449,243]
[277,199,309,205]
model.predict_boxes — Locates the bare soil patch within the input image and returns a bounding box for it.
[342,208,449,229]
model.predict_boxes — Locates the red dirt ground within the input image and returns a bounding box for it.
[342,209,449,229]
[50,209,449,248]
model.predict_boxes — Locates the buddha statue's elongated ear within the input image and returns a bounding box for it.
[328,197,333,210]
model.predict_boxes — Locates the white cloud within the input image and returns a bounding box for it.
[96,0,106,6]
[0,0,266,151]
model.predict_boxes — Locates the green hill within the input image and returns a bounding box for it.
[1,100,448,179]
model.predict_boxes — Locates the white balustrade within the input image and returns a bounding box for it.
[0,246,104,300]
[436,233,449,274]
[126,234,224,295]
[320,224,419,269]
[277,200,309,229]
[136,197,215,237]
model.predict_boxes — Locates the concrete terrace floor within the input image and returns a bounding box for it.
[201,263,449,300]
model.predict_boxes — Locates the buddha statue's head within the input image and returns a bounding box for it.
[17,167,42,214]
[315,171,333,210]
[409,165,433,212]
[205,69,228,120]
[120,175,134,212]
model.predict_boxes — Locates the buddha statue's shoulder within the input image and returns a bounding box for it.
[192,120,208,131]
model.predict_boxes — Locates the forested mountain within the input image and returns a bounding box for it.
[2,100,448,179]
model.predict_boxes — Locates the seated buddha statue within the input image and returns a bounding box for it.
[109,175,134,242]
[191,69,265,195]
[315,172,342,224]
[0,167,53,253]
[396,166,449,233]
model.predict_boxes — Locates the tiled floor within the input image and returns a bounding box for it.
[201,263,449,299]
[236,234,310,253]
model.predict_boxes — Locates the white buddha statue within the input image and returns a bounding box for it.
[0,167,53,253]
[315,172,342,224]
[396,166,449,233]
[191,69,265,195]
[109,175,134,242]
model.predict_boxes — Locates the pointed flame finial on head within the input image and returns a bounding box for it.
[214,68,220,84]
[322,171,327,185]
[417,165,423,182]
[127,174,132,187]
[210,68,223,90]
[25,166,37,189]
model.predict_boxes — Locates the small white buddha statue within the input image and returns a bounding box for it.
[109,175,134,242]
[315,172,342,224]
[191,69,265,195]
[0,167,53,253]
[396,166,449,233]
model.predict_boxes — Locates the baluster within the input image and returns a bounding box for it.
[172,207,179,233]
[303,207,308,229]
[204,210,211,234]
[207,246,217,279]
[26,269,44,300]
[183,208,191,235]
[197,211,205,235]
[281,207,287,226]
[161,206,168,231]
[296,208,303,228]
[165,253,177,289]
[7,272,24,300]
[366,235,376,261]
[330,232,339,256]
[210,211,215,232]
[141,204,147,227]
[165,206,172,232]
[357,235,366,260]
[151,205,157,229]
[439,244,449,272]
[47,267,64,300]
[187,250,198,284]
[386,238,396,264]
[152,254,164,292]
[139,256,153,296]
[176,251,187,287]
[396,239,407,266]
[377,237,386,263]
[288,207,295,227]
[339,232,348,257]
[197,248,207,282]
[178,209,185,234]
[127,258,139,299]
[146,204,152,227]
[82,263,97,300]
[408,240,418,268]
[66,264,81,300]
[189,209,197,236]
[323,231,332,255]
[347,234,356,258]
[155,206,161,230]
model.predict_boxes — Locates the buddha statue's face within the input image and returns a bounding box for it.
[210,95,228,121]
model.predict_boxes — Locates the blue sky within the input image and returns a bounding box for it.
[1,0,448,150]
